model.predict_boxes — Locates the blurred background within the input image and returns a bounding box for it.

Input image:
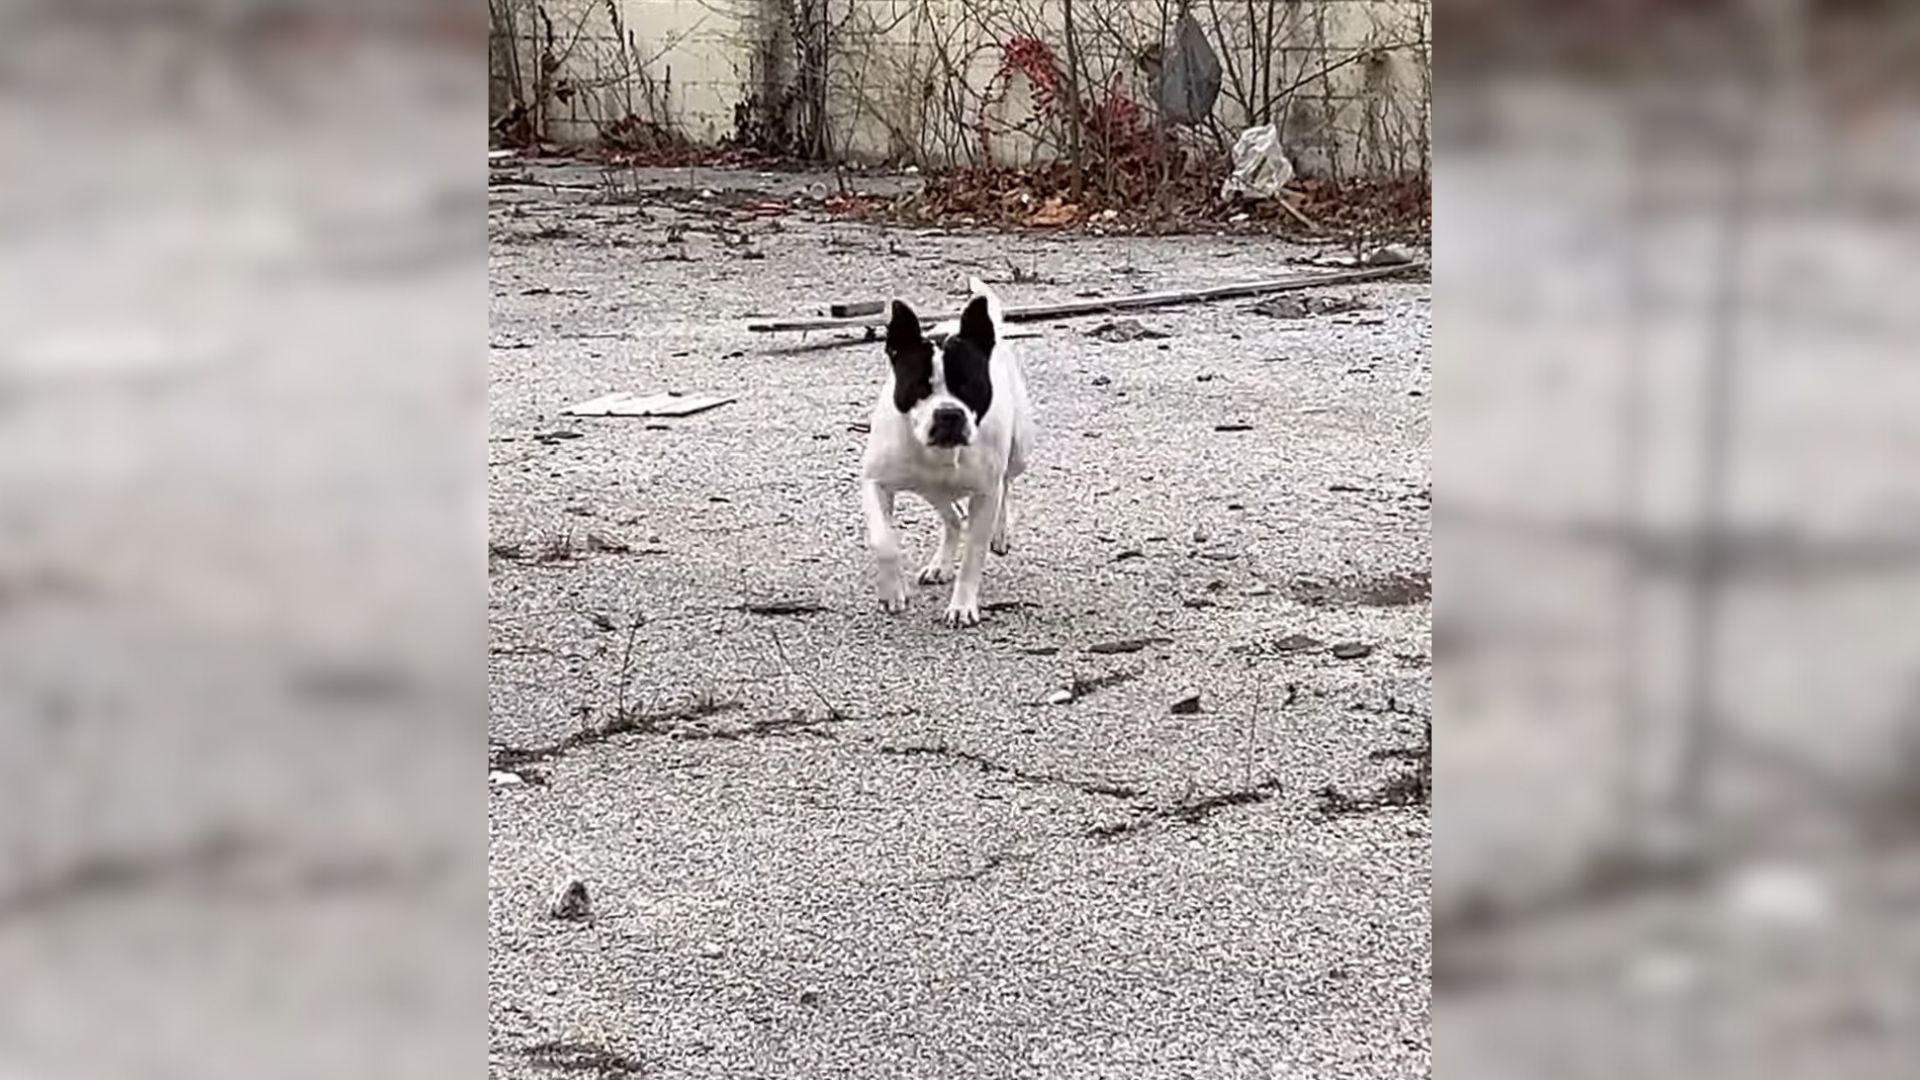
[0,3,481,1079]
[1438,0,1920,1076]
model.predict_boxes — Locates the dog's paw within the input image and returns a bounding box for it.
[877,578,907,614]
[989,533,1011,557]
[916,564,954,585]
[942,598,980,629]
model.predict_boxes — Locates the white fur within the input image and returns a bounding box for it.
[861,278,1034,627]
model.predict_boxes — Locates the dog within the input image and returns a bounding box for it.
[860,277,1033,627]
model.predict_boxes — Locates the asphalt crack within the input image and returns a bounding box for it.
[0,831,450,925]
[520,1039,646,1078]
[1087,777,1285,840]
[878,743,1142,799]
[909,850,1037,887]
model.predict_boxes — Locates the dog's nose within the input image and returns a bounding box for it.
[928,405,969,445]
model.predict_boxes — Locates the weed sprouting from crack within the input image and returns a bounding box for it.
[490,694,740,771]
[520,1039,646,1077]
[536,532,580,564]
[1087,776,1285,840]
[1318,716,1432,818]
[879,743,1141,800]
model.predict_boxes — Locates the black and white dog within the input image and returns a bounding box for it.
[861,278,1034,627]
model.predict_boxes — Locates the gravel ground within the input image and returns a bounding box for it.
[488,163,1433,1078]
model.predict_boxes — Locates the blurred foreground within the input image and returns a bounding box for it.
[0,6,480,1080]
[1439,4,1920,1077]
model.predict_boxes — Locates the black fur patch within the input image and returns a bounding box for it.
[942,295,996,420]
[886,300,933,413]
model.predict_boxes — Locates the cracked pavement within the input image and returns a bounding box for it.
[488,162,1432,1078]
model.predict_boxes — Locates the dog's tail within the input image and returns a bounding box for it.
[966,276,1006,325]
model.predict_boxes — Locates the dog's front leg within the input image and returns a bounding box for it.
[862,481,906,613]
[944,488,1002,628]
[918,500,965,584]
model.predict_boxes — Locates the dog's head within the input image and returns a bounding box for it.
[885,284,998,450]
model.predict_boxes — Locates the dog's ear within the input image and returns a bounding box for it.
[885,300,924,355]
[955,294,997,352]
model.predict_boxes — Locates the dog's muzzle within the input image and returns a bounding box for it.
[927,404,971,447]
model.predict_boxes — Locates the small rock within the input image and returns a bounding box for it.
[1244,584,1273,597]
[1045,688,1074,706]
[798,987,821,1006]
[1366,244,1417,267]
[1181,596,1216,609]
[1331,642,1374,660]
[1170,691,1203,715]
[489,770,524,787]
[548,878,591,921]
[1021,645,1060,656]
[1091,374,1112,386]
[698,941,725,959]
[1114,549,1145,562]
[543,980,561,996]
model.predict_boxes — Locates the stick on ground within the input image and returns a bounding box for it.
[745,263,1423,336]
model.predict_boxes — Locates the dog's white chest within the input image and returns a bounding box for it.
[865,429,999,499]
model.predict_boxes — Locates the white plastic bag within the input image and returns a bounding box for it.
[1219,125,1294,201]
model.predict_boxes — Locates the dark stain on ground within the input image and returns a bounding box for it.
[1230,633,1324,658]
[1086,636,1173,655]
[1291,570,1430,608]
[1068,667,1140,699]
[880,743,1142,799]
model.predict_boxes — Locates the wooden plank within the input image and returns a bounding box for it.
[746,263,1423,335]
[561,391,735,418]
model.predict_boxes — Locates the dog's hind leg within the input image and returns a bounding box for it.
[918,499,965,584]
[990,478,1014,556]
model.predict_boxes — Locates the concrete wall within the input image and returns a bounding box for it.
[490,0,1430,177]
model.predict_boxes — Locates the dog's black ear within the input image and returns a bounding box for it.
[886,300,924,355]
[955,294,996,352]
